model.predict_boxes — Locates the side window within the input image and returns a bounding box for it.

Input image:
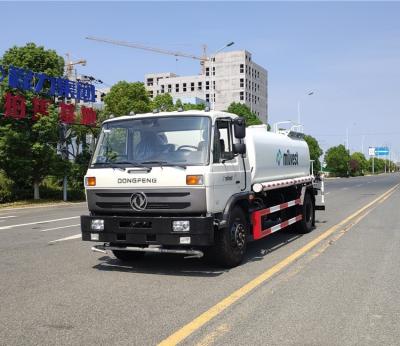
[213,120,233,163]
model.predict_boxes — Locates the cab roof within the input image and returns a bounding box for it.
[102,110,238,125]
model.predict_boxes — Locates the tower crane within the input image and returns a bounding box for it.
[86,36,209,74]
[65,53,86,80]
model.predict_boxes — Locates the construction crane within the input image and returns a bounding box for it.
[65,53,86,80]
[86,36,208,74]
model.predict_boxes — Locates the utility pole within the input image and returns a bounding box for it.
[361,135,365,156]
[346,127,350,177]
[372,156,375,174]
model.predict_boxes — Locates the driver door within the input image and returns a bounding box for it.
[210,119,242,213]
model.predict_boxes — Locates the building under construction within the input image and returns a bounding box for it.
[144,50,268,124]
[85,37,268,123]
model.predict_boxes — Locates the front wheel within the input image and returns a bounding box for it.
[214,207,248,268]
[295,192,315,234]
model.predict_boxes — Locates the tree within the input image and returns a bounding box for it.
[325,144,350,177]
[151,93,174,111]
[182,102,205,111]
[103,81,151,116]
[350,152,367,176]
[0,43,64,107]
[1,43,64,77]
[175,99,183,109]
[0,106,68,199]
[368,157,387,173]
[0,43,65,199]
[227,102,263,126]
[304,135,323,172]
[174,99,205,111]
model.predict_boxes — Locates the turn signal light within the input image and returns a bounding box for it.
[85,176,96,187]
[186,175,204,185]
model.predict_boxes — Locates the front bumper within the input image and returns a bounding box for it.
[81,214,214,246]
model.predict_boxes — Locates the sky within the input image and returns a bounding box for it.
[1,1,400,161]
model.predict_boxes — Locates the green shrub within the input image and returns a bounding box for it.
[0,171,13,203]
[40,176,85,201]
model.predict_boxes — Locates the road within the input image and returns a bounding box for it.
[0,173,399,345]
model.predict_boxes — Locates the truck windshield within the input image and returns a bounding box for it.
[91,116,210,167]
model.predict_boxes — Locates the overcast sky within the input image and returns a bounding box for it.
[1,1,400,161]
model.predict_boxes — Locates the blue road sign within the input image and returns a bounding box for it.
[375,147,389,156]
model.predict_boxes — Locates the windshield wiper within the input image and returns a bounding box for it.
[140,160,187,169]
[91,162,126,171]
[92,161,149,171]
[111,161,148,168]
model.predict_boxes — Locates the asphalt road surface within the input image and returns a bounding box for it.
[0,173,399,346]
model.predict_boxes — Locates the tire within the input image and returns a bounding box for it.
[295,192,315,234]
[112,250,145,262]
[214,207,248,268]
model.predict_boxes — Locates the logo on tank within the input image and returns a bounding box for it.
[276,149,283,165]
[276,149,299,166]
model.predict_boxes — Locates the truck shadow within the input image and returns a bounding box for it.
[92,229,304,277]
[93,253,227,277]
[243,229,303,264]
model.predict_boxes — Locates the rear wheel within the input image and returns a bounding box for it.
[214,207,248,268]
[112,249,145,262]
[295,192,315,234]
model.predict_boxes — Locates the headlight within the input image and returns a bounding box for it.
[173,220,190,232]
[91,219,104,231]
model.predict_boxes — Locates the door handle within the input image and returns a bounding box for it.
[236,181,240,184]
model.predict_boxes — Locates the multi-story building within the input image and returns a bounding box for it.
[145,50,268,123]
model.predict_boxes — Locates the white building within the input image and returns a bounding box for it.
[145,50,268,123]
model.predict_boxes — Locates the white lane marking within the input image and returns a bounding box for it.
[325,192,331,195]
[341,187,349,190]
[40,224,80,232]
[0,202,86,212]
[0,216,80,230]
[0,216,16,219]
[355,184,363,187]
[49,234,81,244]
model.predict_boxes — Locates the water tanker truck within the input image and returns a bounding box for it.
[81,110,325,267]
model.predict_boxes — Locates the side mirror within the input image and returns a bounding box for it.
[233,143,246,155]
[234,117,246,139]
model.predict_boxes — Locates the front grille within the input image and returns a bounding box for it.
[95,192,190,198]
[96,202,191,210]
[147,202,190,210]
[87,188,205,214]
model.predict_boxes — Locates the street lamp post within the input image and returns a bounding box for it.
[210,41,234,110]
[297,91,314,125]
[63,53,87,202]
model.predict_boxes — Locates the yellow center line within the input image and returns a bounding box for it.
[158,183,399,346]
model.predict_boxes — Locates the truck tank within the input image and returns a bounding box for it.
[245,125,311,186]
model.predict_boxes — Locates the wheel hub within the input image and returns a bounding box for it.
[230,223,246,249]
